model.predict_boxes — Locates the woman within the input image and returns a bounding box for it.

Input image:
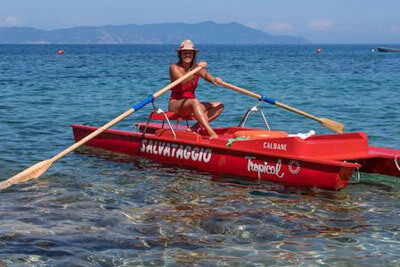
[169,39,224,140]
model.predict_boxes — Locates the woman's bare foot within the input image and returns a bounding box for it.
[209,133,218,140]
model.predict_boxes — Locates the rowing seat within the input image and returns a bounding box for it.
[148,112,196,122]
[143,110,197,139]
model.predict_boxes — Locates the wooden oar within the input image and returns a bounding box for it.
[220,81,344,134]
[0,65,204,190]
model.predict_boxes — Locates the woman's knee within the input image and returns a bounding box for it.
[213,102,224,110]
[189,99,206,111]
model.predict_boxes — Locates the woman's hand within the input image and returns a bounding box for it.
[212,77,223,85]
[198,61,208,68]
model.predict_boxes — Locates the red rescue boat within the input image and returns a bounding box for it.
[71,109,400,191]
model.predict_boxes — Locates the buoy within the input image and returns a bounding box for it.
[316,49,322,54]
[233,130,289,140]
[58,50,64,55]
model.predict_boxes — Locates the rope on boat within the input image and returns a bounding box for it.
[226,136,249,147]
[395,156,400,172]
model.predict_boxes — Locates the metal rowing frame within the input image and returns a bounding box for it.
[143,101,272,139]
[239,101,271,130]
[142,101,177,139]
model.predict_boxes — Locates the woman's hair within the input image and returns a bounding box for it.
[178,51,197,70]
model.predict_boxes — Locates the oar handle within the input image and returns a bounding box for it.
[219,81,261,99]
[219,81,278,105]
[274,102,320,122]
[52,109,135,161]
[220,81,320,121]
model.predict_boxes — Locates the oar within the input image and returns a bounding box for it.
[220,81,344,134]
[0,65,204,190]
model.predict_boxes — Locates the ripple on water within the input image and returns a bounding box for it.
[0,45,400,266]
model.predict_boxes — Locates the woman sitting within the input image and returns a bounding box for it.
[169,39,224,140]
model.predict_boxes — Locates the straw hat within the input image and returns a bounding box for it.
[176,39,199,53]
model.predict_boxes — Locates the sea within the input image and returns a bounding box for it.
[0,44,399,266]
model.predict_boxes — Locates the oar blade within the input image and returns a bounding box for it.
[0,159,53,190]
[320,118,345,134]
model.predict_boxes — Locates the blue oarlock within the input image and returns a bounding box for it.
[132,96,154,111]
[260,95,276,105]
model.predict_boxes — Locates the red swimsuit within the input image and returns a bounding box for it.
[170,74,199,101]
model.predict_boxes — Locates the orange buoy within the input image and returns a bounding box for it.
[58,50,64,55]
[316,48,322,54]
[233,130,289,140]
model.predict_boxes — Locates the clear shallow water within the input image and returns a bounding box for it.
[0,44,399,266]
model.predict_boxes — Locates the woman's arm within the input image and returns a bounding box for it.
[198,62,222,85]
[169,64,182,82]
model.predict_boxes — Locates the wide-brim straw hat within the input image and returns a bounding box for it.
[176,39,199,53]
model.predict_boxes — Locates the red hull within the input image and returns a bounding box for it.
[72,124,363,190]
[355,146,400,177]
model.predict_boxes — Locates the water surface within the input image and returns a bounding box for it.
[0,44,399,266]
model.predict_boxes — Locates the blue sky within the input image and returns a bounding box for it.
[0,0,399,44]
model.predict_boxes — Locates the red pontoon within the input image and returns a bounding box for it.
[71,106,400,191]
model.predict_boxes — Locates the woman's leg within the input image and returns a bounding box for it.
[169,99,218,139]
[191,101,224,131]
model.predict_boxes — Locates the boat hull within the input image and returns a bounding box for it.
[377,47,400,52]
[72,125,358,190]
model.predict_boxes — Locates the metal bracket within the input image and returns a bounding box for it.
[142,102,177,139]
[239,102,270,130]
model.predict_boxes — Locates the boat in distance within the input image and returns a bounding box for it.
[377,47,400,52]
[71,111,400,191]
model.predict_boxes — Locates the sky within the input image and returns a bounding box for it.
[0,0,399,44]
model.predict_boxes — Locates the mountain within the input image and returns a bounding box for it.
[0,21,309,44]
